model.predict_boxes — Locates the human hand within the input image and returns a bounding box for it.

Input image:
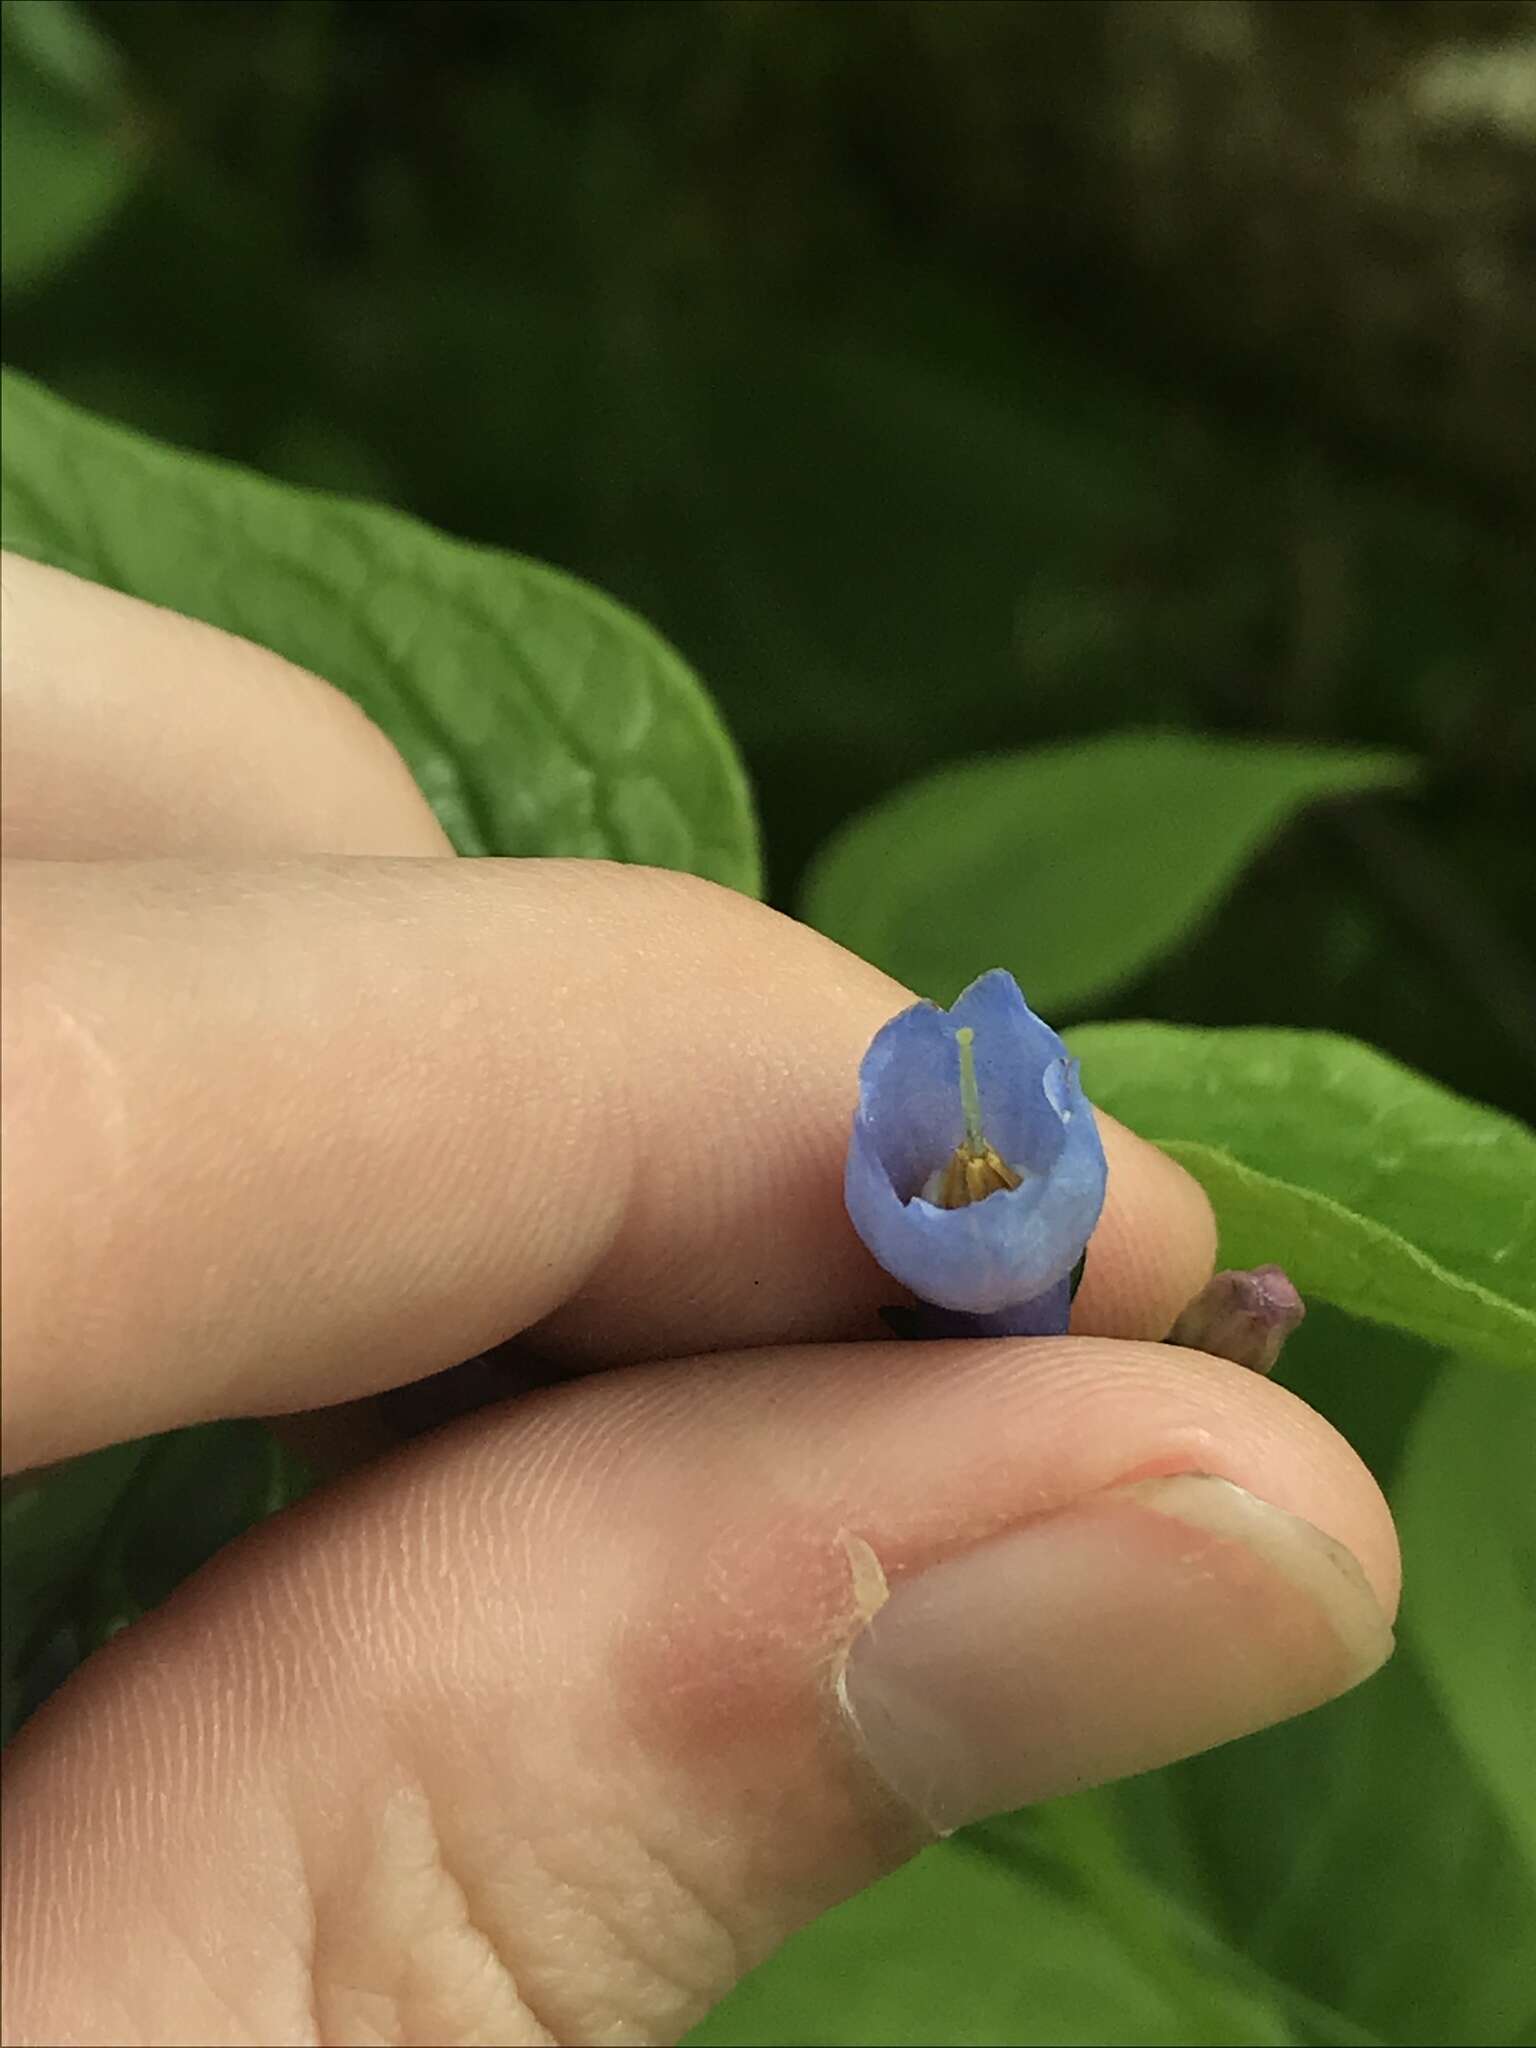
[1,554,1398,2047]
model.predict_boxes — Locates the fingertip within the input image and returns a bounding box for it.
[1071,1113,1218,1341]
[1,554,453,860]
[1099,1341,1402,1622]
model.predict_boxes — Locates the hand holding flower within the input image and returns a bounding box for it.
[845,969,1107,1335]
[2,557,1397,2048]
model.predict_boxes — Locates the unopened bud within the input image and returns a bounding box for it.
[1167,1265,1305,1376]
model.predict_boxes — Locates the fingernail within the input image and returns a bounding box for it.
[839,1474,1393,1834]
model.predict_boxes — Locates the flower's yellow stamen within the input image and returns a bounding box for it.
[926,1026,1023,1209]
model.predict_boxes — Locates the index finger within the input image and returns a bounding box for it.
[1,552,452,860]
[1,858,1214,1470]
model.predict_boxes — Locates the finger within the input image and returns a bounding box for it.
[1069,1122,1214,1341]
[0,1334,1396,2047]
[0,552,452,858]
[3,858,1214,1469]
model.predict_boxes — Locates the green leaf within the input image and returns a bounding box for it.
[977,1799,1372,2048]
[799,734,1413,1012]
[1,1,141,294]
[1125,1636,1536,2048]
[688,1828,1300,2048]
[0,368,761,891]
[1396,1364,1536,1878]
[1072,1022,1536,1370]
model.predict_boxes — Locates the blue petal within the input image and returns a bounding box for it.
[949,969,1075,1170]
[846,1092,1105,1312]
[855,999,966,1198]
[845,969,1109,1315]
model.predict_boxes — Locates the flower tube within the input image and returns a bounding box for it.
[845,969,1108,1338]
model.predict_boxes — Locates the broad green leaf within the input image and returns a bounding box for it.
[976,1799,1371,2048]
[800,734,1413,1013]
[1396,1364,1536,1878]
[688,1829,1299,2048]
[1125,1643,1536,2048]
[0,369,761,891]
[1,1,140,293]
[1072,1022,1536,1370]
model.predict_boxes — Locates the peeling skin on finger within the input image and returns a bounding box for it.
[833,1528,956,1849]
[831,1529,892,1726]
[838,1531,891,1634]
[832,1530,894,1793]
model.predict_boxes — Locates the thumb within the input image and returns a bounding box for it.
[1,1337,1397,2047]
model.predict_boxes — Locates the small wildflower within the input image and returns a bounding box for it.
[845,969,1107,1336]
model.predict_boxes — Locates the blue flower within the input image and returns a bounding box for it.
[845,969,1107,1335]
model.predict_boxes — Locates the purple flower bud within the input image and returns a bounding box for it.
[1166,1265,1306,1376]
[845,969,1108,1334]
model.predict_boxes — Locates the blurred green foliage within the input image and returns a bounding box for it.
[803,734,1417,1015]
[0,0,140,288]
[3,4,1534,2044]
[2,367,760,884]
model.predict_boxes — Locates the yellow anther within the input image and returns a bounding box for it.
[925,1027,1023,1209]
